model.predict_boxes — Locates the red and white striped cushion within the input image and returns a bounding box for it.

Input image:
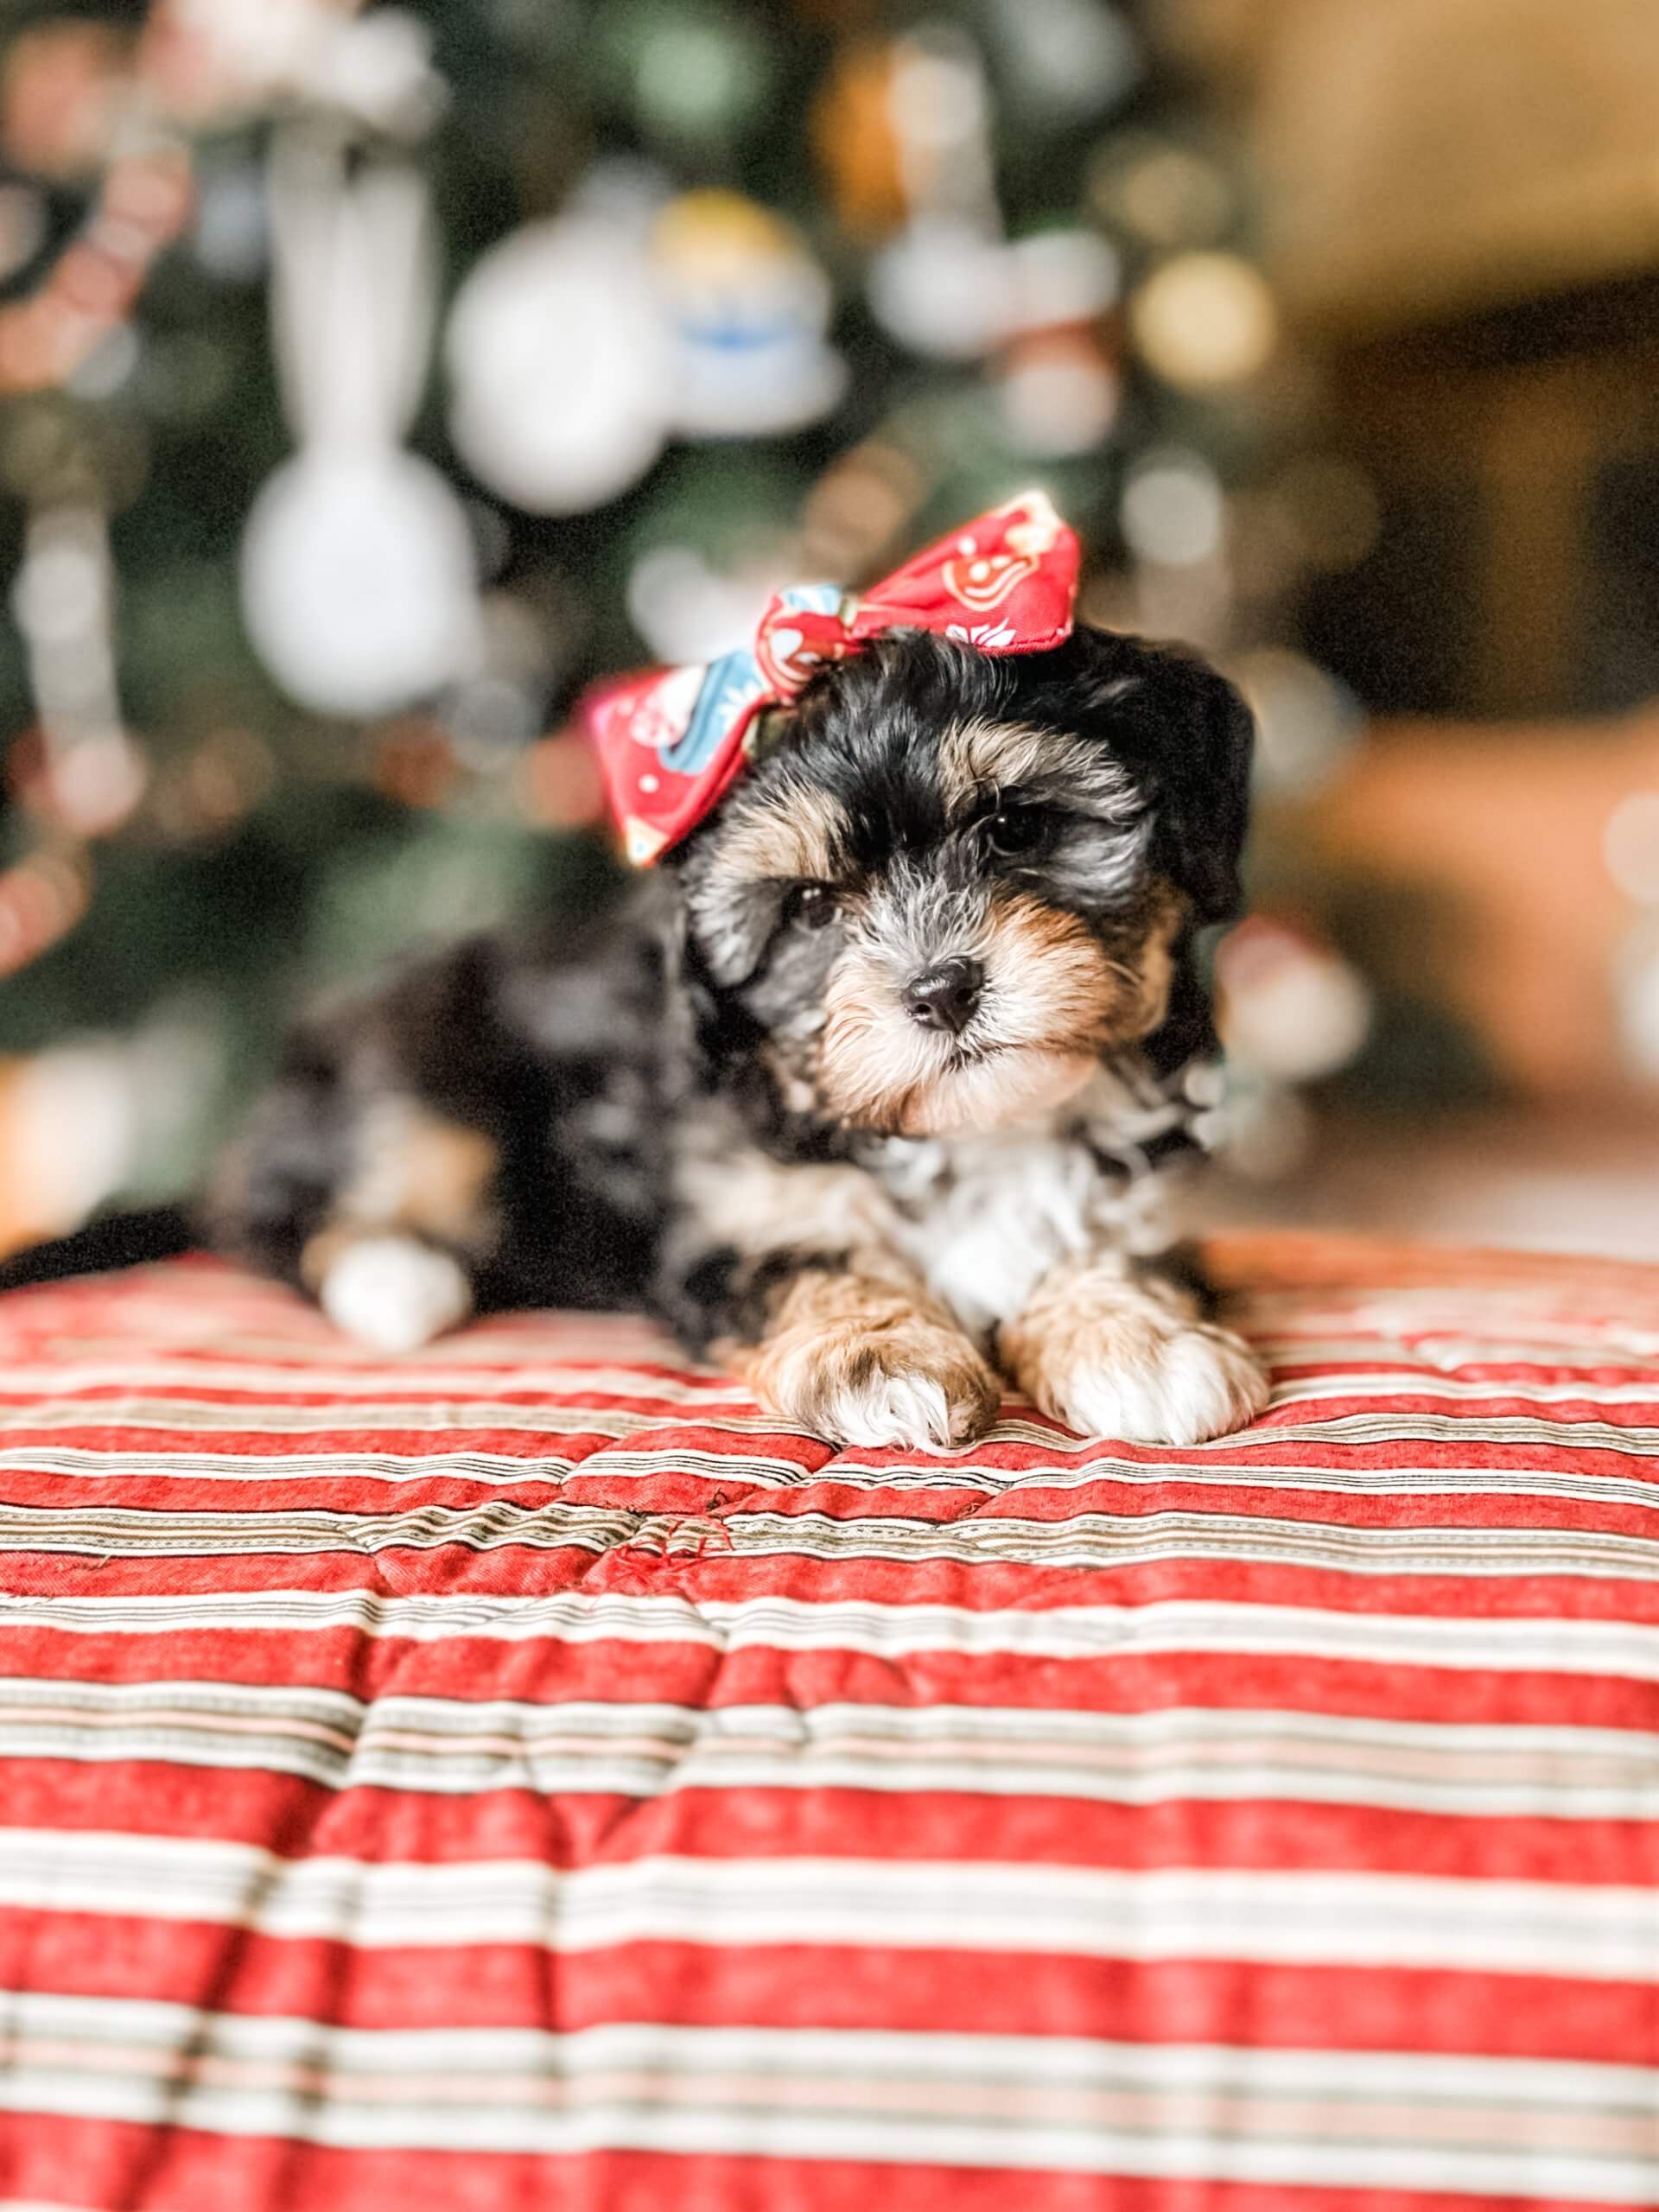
[0,1238,1656,2210]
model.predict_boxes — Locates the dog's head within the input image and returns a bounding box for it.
[669,625,1253,1138]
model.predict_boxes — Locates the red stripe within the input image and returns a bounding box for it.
[5,1762,1659,1889]
[3,2123,1629,2212]
[12,1545,1659,1618]
[4,1910,1655,2064]
[6,1463,1659,1549]
[5,1624,1657,1732]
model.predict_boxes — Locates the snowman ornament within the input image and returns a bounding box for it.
[240,127,480,719]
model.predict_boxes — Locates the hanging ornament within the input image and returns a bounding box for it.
[446,202,669,516]
[0,1036,134,1249]
[240,131,481,719]
[654,191,845,439]
[994,228,1122,455]
[244,450,481,720]
[810,37,908,240]
[141,2,443,139]
[870,218,1014,360]
[447,180,843,509]
[867,30,1014,360]
[9,499,146,836]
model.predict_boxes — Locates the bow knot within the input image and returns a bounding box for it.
[583,489,1081,866]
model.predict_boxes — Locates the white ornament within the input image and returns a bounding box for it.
[240,132,480,717]
[869,218,1014,359]
[243,448,480,719]
[445,213,669,514]
[655,194,845,439]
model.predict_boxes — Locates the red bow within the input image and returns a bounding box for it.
[582,489,1081,865]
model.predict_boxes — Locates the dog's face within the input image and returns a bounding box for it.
[672,626,1253,1138]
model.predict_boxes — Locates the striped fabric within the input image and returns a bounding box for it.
[0,1238,1656,2211]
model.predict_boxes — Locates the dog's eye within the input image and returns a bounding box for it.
[783,882,837,930]
[984,806,1053,858]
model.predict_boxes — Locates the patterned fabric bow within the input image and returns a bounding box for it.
[582,488,1082,865]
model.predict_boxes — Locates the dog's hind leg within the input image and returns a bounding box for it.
[211,1076,503,1354]
[298,1100,505,1351]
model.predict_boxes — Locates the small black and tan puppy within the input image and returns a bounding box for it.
[3,618,1268,1452]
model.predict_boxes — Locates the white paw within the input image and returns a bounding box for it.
[760,1325,1001,1451]
[831,1365,984,1451]
[1039,1321,1268,1446]
[320,1236,473,1355]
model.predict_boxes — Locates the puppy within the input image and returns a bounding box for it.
[37,616,1264,1452]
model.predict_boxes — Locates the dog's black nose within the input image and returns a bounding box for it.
[904,957,983,1034]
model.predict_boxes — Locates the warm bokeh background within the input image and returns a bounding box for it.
[1,0,1656,1256]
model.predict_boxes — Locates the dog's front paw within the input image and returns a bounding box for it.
[1003,1274,1268,1446]
[750,1311,1001,1451]
[1037,1319,1268,1446]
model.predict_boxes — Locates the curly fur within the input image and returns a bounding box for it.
[1,625,1268,1450]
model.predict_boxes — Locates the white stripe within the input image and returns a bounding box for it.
[9,1423,1659,1514]
[1,1694,1655,1819]
[4,1499,1657,1577]
[0,1999,1652,2195]
[0,1837,1653,1981]
[1269,1370,1659,1406]
[0,1441,817,1489]
[5,1587,1658,1677]
[5,1368,1659,1413]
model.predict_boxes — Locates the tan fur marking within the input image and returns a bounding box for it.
[299,1101,499,1290]
[1001,1253,1192,1376]
[728,1258,1001,1447]
[987,894,1120,1035]
[676,1148,899,1256]
[348,1101,499,1243]
[706,782,849,887]
[936,718,1132,815]
[1118,878,1189,1040]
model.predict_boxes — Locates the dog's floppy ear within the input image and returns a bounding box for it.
[1146,645,1255,924]
[653,859,769,1085]
[1067,626,1255,925]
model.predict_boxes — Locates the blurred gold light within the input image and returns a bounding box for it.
[1131,251,1276,390]
[1090,137,1232,251]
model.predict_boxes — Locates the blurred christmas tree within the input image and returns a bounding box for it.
[0,0,1359,1233]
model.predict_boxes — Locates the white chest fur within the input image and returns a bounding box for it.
[676,1063,1198,1344]
[872,1064,1192,1338]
